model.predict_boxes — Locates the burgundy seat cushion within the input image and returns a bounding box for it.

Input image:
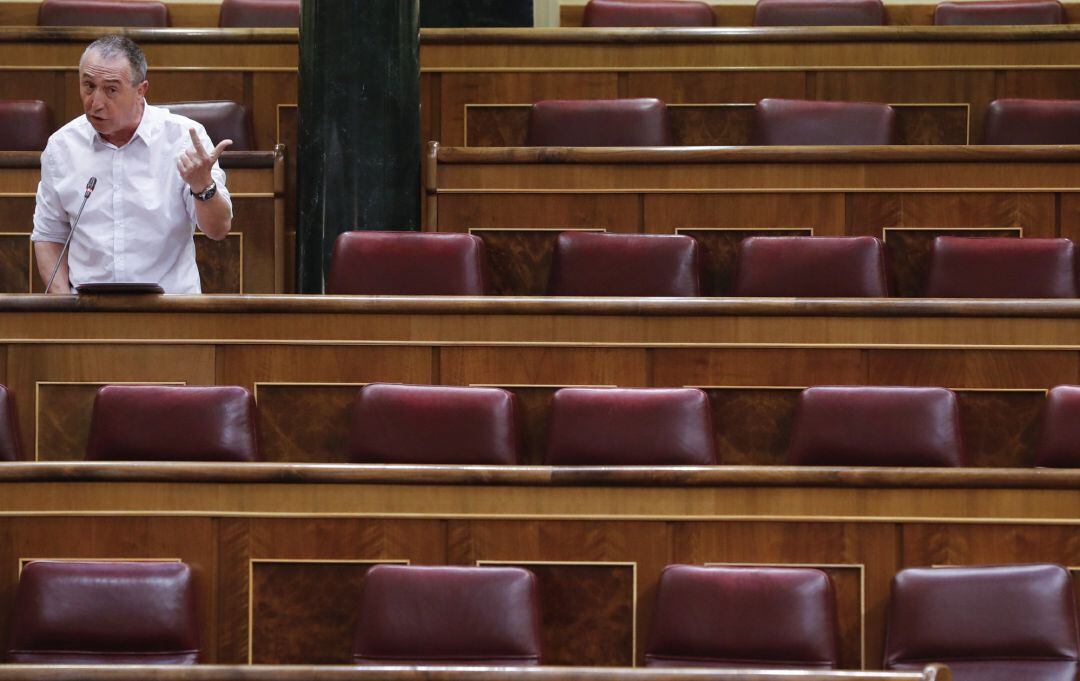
[734,236,890,297]
[934,0,1063,24]
[787,386,964,467]
[885,564,1080,681]
[546,388,717,465]
[0,100,53,152]
[583,0,715,26]
[353,565,542,665]
[219,0,300,27]
[925,237,1078,298]
[753,0,884,25]
[85,385,260,462]
[38,0,170,26]
[548,232,702,296]
[346,384,522,465]
[9,561,199,664]
[646,565,839,669]
[752,98,897,145]
[0,384,23,461]
[527,99,674,147]
[160,101,254,151]
[1035,386,1080,467]
[326,232,487,295]
[983,99,1080,145]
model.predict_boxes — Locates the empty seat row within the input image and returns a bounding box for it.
[7,382,1080,468]
[8,559,1077,681]
[583,0,1067,26]
[527,97,1080,147]
[36,0,299,27]
[0,99,253,152]
[328,232,1080,299]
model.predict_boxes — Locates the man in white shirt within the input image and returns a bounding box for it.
[32,34,233,294]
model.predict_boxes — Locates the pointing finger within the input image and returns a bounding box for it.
[188,127,207,156]
[211,139,233,160]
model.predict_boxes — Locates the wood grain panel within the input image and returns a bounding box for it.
[0,196,36,231]
[705,388,802,466]
[230,197,277,294]
[677,228,811,296]
[625,71,806,105]
[471,228,602,296]
[956,390,1044,468]
[643,194,845,236]
[0,234,30,294]
[466,106,530,147]
[215,346,435,390]
[893,105,968,146]
[653,349,868,388]
[867,350,1079,389]
[255,384,360,465]
[902,523,1080,570]
[440,347,648,387]
[476,386,560,466]
[195,233,242,294]
[883,228,1021,297]
[438,194,641,231]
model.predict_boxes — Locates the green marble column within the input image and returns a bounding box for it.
[297,0,420,293]
[420,0,534,27]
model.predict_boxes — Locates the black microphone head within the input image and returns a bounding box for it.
[85,177,97,197]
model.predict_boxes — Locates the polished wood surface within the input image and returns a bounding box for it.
[0,148,287,294]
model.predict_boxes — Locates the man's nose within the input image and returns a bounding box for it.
[88,90,104,110]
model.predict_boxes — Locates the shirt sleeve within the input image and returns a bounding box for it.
[30,143,71,244]
[183,125,233,229]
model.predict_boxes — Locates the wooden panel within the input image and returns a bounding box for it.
[438,194,641,232]
[893,105,968,146]
[0,234,30,294]
[471,228,602,296]
[846,192,1056,241]
[195,233,242,294]
[255,384,360,464]
[902,523,1080,569]
[705,388,802,466]
[867,350,1080,389]
[653,349,868,388]
[465,106,530,147]
[440,347,648,387]
[625,71,806,106]
[883,227,1021,297]
[643,194,845,236]
[956,390,1045,468]
[484,562,635,667]
[1062,193,1080,246]
[677,228,811,295]
[230,196,278,294]
[0,196,36,231]
[216,346,435,390]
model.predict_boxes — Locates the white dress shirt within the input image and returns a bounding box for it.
[31,103,232,294]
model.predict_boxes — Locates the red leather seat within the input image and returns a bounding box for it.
[582,0,715,26]
[326,232,487,295]
[8,561,199,664]
[752,98,897,145]
[547,388,717,465]
[1035,386,1080,467]
[527,99,674,147]
[85,385,260,462]
[935,0,1063,24]
[0,100,53,152]
[219,0,300,27]
[753,0,884,25]
[983,99,1080,145]
[733,236,891,297]
[352,565,542,665]
[924,237,1078,298]
[346,384,522,465]
[885,564,1080,681]
[548,232,702,296]
[38,0,170,26]
[787,386,964,467]
[646,565,840,669]
[161,101,255,151]
[0,384,23,461]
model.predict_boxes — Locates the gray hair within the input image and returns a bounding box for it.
[81,34,148,84]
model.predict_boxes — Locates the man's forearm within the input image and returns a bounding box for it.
[33,241,71,294]
[194,191,232,241]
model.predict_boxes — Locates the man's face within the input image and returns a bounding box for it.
[79,50,148,141]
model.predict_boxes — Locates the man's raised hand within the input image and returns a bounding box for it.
[176,127,232,193]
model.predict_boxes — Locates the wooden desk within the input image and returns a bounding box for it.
[427,144,1080,297]
[0,147,286,294]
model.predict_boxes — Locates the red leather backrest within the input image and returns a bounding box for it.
[733,236,891,297]
[352,565,542,665]
[326,232,487,295]
[646,565,840,669]
[885,564,1080,681]
[0,100,53,151]
[85,385,260,462]
[753,0,884,25]
[38,0,170,26]
[161,101,254,151]
[527,99,674,147]
[1036,386,1080,467]
[9,561,199,664]
[0,384,23,462]
[934,0,1063,24]
[547,388,717,465]
[582,0,715,26]
[752,98,897,145]
[548,232,702,296]
[787,386,964,467]
[983,99,1080,145]
[925,237,1078,298]
[346,384,522,465]
[219,0,300,27]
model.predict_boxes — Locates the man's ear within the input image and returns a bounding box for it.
[137,80,149,99]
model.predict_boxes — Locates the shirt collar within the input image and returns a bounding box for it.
[89,101,158,149]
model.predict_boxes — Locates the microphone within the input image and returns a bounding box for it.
[45,177,96,294]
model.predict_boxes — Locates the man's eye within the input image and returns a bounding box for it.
[107,88,118,96]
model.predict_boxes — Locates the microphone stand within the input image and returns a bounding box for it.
[45,177,96,294]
